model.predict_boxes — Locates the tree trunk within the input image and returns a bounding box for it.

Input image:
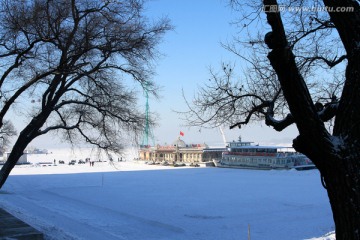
[321,152,360,240]
[263,1,360,238]
[0,125,37,188]
[327,25,360,240]
[0,109,52,188]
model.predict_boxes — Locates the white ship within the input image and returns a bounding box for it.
[213,138,316,170]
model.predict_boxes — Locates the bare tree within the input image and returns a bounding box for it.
[0,120,17,153]
[0,0,171,188]
[184,0,360,239]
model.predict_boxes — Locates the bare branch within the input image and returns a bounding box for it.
[0,0,171,188]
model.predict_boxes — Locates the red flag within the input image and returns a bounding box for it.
[180,131,184,136]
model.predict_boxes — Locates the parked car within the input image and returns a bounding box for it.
[69,160,76,165]
[78,159,85,164]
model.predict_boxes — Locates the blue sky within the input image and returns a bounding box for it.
[139,0,298,147]
[143,0,240,145]
[26,0,299,149]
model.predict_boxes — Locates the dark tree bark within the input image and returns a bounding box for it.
[263,0,360,239]
[0,111,50,187]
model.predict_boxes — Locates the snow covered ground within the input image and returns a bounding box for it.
[0,148,335,240]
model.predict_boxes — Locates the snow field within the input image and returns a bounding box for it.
[0,150,334,240]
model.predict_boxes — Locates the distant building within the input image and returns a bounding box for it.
[139,137,225,164]
[3,152,28,164]
[25,148,48,154]
[202,147,226,162]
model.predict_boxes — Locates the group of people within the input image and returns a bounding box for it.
[52,157,126,166]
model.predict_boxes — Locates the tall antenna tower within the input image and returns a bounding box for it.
[141,84,154,147]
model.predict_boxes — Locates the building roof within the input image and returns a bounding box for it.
[172,137,186,148]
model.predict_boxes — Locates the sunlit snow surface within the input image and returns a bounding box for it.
[0,148,335,240]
